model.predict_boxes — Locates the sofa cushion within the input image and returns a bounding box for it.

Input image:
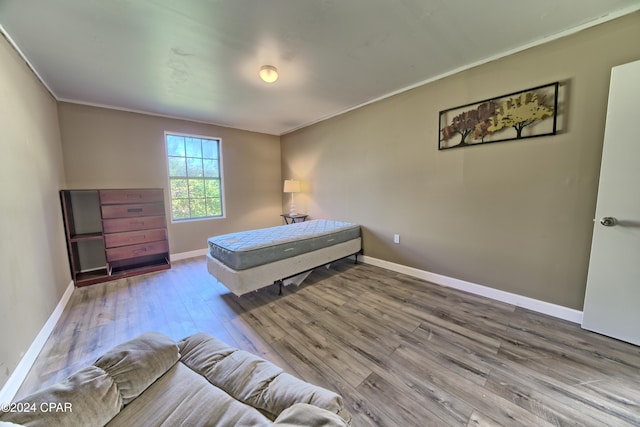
[273,403,350,427]
[178,333,349,423]
[106,362,272,427]
[0,365,121,427]
[94,332,179,405]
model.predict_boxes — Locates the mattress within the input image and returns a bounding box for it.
[207,219,361,270]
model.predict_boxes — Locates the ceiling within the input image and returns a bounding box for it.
[2,1,639,136]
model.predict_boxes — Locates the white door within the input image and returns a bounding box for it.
[581,59,640,345]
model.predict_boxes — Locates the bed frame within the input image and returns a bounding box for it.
[206,237,362,296]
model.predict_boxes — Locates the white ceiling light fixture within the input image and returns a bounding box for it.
[259,65,278,83]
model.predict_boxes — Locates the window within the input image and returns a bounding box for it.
[165,133,223,221]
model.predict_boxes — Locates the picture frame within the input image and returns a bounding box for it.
[438,82,559,150]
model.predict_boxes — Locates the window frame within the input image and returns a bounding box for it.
[164,131,225,223]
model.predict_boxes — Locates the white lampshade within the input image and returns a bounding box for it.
[259,65,278,83]
[283,179,300,193]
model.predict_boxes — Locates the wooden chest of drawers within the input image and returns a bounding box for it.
[60,188,171,287]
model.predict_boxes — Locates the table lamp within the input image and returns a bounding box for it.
[283,180,301,215]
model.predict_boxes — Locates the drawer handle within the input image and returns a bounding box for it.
[133,248,148,255]
[129,221,144,226]
[128,208,143,213]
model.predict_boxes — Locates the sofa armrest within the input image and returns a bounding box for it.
[94,331,179,405]
[0,332,179,427]
[273,403,350,427]
[0,366,121,427]
[263,373,351,424]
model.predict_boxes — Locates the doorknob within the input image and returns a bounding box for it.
[600,217,617,227]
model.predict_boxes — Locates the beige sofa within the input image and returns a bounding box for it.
[0,332,351,426]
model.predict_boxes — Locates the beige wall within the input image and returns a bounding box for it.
[281,12,640,310]
[58,103,283,255]
[0,35,69,389]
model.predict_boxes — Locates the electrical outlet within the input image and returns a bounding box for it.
[393,234,400,244]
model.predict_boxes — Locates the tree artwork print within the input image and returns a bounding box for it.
[438,82,558,150]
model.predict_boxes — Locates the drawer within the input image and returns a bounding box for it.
[101,203,165,219]
[103,216,166,233]
[104,229,167,249]
[99,189,164,205]
[106,240,169,262]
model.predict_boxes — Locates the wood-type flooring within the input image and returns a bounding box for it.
[16,257,640,426]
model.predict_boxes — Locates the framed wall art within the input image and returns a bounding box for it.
[438,82,559,150]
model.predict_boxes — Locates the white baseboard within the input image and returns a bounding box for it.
[0,280,75,404]
[170,248,208,262]
[361,255,583,324]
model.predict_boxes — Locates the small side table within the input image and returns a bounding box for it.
[281,213,308,224]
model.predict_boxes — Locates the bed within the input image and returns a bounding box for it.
[206,219,362,296]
